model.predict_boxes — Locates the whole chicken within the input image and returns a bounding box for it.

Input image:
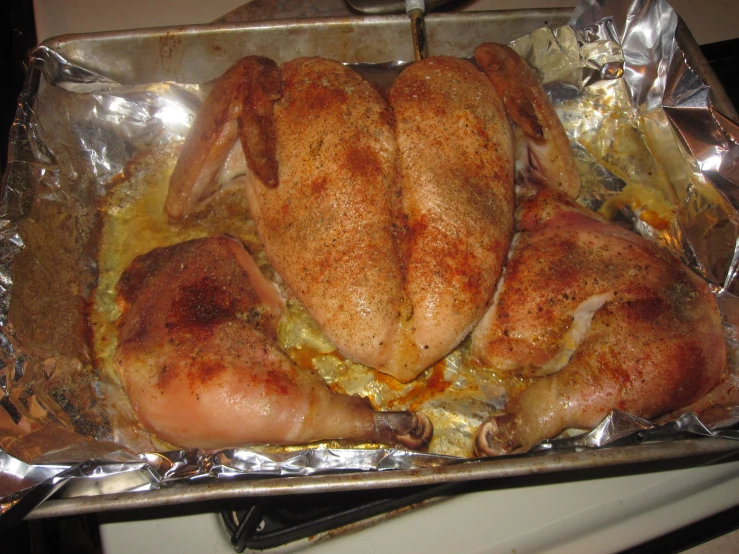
[166,55,514,382]
[470,190,727,455]
[113,237,432,450]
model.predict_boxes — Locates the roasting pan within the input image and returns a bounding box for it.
[9,9,739,520]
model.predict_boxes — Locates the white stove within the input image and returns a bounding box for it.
[98,459,739,553]
[29,1,739,552]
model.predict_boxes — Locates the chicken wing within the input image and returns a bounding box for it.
[114,237,432,450]
[475,43,580,198]
[471,190,726,455]
[166,56,281,219]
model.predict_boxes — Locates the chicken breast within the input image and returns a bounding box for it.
[166,57,404,371]
[114,237,431,450]
[242,57,406,373]
[165,55,514,382]
[388,56,514,381]
[471,190,726,455]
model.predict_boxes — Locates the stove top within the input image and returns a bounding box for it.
[220,483,458,552]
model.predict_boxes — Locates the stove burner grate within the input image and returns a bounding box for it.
[221,482,458,552]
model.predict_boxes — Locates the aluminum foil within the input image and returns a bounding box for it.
[1,0,739,519]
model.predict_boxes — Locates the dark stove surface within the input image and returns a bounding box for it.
[1,0,36,178]
[701,38,739,113]
[221,483,457,552]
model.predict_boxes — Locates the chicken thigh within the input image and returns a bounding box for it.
[114,237,432,450]
[470,190,726,455]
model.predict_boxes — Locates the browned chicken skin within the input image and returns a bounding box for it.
[470,44,724,455]
[389,56,514,381]
[160,46,726,457]
[114,237,432,450]
[166,55,515,383]
[243,57,407,375]
[471,191,726,455]
[166,57,281,219]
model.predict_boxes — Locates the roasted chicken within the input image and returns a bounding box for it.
[241,57,406,377]
[466,43,725,455]
[389,56,514,381]
[475,43,580,198]
[113,237,432,450]
[166,55,515,382]
[155,44,726,456]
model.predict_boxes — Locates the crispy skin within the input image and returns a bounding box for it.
[114,237,381,449]
[166,57,281,219]
[388,56,514,381]
[472,190,726,454]
[475,43,580,198]
[244,57,405,371]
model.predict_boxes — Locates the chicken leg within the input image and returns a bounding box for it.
[114,237,432,450]
[471,190,726,455]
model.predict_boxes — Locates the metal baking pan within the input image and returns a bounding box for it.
[40,10,571,82]
[38,10,736,117]
[24,438,739,519]
[15,9,739,519]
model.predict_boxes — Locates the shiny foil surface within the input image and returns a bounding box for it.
[1,0,738,519]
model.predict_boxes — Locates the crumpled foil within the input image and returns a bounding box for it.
[1,0,739,520]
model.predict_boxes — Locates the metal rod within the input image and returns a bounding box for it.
[406,0,427,60]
